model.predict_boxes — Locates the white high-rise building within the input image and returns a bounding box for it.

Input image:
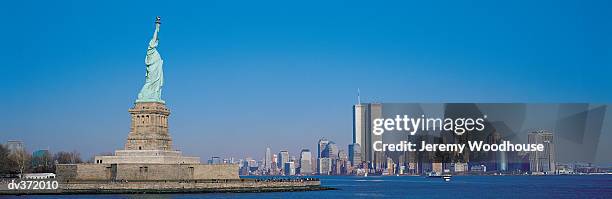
[338,149,347,161]
[265,147,272,170]
[6,140,24,154]
[272,154,278,170]
[353,103,383,166]
[324,142,339,159]
[318,158,332,175]
[353,104,366,161]
[300,149,313,175]
[528,130,555,174]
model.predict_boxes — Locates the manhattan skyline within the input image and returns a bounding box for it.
[1,0,612,160]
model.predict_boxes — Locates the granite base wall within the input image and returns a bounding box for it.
[57,163,239,181]
[60,180,320,190]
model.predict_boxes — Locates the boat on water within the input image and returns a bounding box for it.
[426,172,452,182]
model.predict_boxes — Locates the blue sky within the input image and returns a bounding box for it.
[1,0,611,160]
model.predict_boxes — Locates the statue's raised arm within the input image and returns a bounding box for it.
[149,16,161,49]
[137,16,165,103]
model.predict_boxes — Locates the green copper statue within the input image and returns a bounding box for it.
[137,16,165,103]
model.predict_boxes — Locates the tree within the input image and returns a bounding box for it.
[0,144,13,175]
[53,151,82,164]
[8,149,32,176]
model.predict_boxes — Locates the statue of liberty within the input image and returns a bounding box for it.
[137,16,165,103]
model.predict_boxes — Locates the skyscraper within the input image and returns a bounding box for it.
[284,161,296,176]
[338,149,348,161]
[353,103,383,166]
[265,147,272,170]
[278,150,289,169]
[336,149,349,175]
[528,130,555,174]
[272,154,278,170]
[210,156,221,164]
[300,149,313,175]
[353,103,367,161]
[348,143,362,167]
[317,138,330,172]
[318,158,332,175]
[317,138,329,158]
[324,142,339,159]
[6,140,24,154]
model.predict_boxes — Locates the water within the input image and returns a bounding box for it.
[7,175,612,198]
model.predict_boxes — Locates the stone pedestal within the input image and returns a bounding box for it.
[94,102,200,165]
[72,100,237,181]
[126,102,172,150]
